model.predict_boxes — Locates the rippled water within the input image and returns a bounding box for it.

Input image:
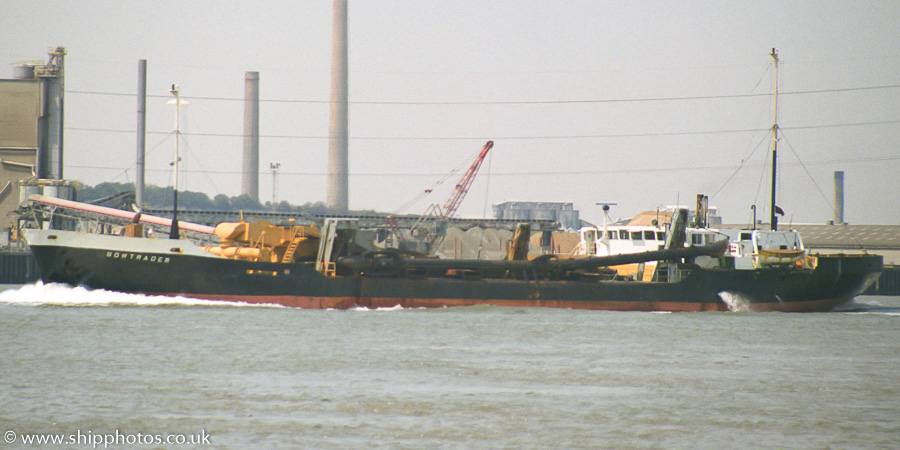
[1,284,897,448]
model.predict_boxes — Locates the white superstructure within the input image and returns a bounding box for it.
[575,223,806,270]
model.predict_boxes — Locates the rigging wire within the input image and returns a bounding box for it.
[64,119,900,141]
[710,129,771,201]
[66,83,900,105]
[750,63,772,93]
[390,147,483,214]
[178,135,222,197]
[106,132,173,183]
[69,154,900,178]
[752,127,772,223]
[482,149,493,219]
[779,130,866,249]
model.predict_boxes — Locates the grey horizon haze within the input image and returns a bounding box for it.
[2,1,898,225]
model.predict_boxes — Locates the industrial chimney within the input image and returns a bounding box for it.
[136,59,147,207]
[833,171,844,225]
[242,71,260,202]
[326,0,349,212]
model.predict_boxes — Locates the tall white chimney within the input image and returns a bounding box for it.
[834,171,844,225]
[242,71,260,201]
[326,0,349,212]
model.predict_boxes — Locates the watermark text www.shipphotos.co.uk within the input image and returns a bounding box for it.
[4,429,211,448]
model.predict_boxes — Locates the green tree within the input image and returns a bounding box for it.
[76,183,387,217]
[212,194,231,210]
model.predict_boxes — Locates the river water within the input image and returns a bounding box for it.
[1,283,897,449]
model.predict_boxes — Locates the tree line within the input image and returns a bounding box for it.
[76,182,377,216]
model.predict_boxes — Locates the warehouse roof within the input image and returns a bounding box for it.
[718,224,900,250]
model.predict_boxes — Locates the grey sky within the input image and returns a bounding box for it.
[3,1,898,225]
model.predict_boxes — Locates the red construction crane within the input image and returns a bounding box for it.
[439,140,493,219]
[407,140,494,252]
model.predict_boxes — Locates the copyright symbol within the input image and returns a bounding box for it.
[4,430,15,443]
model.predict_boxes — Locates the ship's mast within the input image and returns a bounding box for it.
[769,48,779,231]
[596,202,617,256]
[169,84,181,239]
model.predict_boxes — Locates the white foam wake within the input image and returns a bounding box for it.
[352,304,406,312]
[0,283,282,308]
[718,291,752,312]
[846,311,900,316]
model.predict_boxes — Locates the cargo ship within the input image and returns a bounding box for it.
[19,48,883,311]
[22,200,882,312]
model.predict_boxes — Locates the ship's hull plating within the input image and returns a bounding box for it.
[26,230,882,312]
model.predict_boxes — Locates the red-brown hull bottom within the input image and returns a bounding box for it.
[146,293,854,313]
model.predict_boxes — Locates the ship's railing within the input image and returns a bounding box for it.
[18,197,218,247]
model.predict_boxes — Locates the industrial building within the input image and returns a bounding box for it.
[493,201,581,231]
[0,47,75,237]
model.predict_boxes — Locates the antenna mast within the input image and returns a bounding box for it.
[169,84,181,239]
[769,48,780,231]
[271,162,281,204]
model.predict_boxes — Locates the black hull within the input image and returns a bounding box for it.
[27,235,883,312]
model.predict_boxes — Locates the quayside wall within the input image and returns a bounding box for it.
[0,252,38,284]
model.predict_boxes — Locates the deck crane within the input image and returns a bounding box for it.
[407,140,494,252]
[437,140,493,220]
